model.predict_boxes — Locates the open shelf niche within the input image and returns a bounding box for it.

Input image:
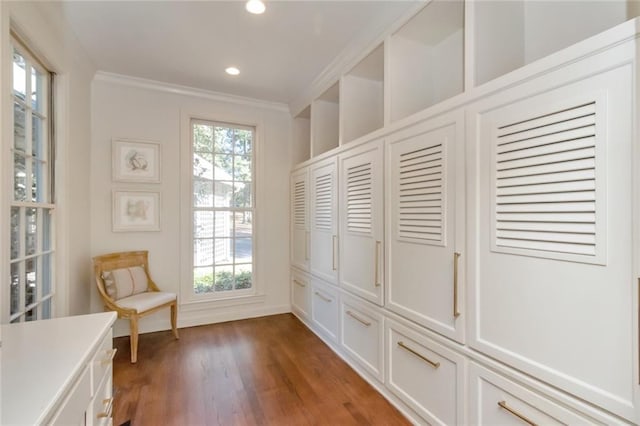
[388,0,464,122]
[292,105,311,165]
[311,83,340,157]
[341,44,384,144]
[473,0,634,86]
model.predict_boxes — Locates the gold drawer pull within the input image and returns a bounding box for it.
[397,341,440,369]
[498,401,538,426]
[101,348,117,366]
[97,397,114,419]
[314,291,332,303]
[453,252,461,318]
[374,240,381,287]
[293,279,306,287]
[332,235,338,271]
[346,310,371,327]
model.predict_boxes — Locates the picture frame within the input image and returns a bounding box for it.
[112,190,161,232]
[112,139,161,183]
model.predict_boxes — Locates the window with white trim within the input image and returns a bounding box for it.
[191,120,254,297]
[9,37,55,323]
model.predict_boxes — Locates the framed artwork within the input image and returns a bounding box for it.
[112,139,161,183]
[112,190,160,232]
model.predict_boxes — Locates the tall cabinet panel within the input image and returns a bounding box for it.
[386,111,465,343]
[467,59,638,421]
[290,167,309,271]
[310,158,339,284]
[339,139,384,305]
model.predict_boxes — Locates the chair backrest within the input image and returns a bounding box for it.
[93,251,160,303]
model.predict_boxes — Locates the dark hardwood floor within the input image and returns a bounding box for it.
[112,313,410,426]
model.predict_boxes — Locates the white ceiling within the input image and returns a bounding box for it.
[61,1,417,105]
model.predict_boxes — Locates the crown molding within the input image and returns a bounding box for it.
[94,71,290,113]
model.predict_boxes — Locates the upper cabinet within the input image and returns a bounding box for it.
[388,0,464,122]
[311,83,340,157]
[290,167,309,272]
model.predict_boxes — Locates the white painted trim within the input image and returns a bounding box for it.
[94,71,290,113]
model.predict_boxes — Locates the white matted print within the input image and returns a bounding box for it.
[113,191,160,232]
[112,139,161,183]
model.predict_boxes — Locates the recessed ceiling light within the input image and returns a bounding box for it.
[245,0,265,15]
[225,67,240,76]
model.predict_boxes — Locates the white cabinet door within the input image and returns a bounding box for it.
[467,62,638,421]
[290,167,309,271]
[386,111,465,343]
[339,139,384,305]
[291,268,311,320]
[310,157,339,284]
[311,278,340,342]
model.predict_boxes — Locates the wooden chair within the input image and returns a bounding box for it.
[93,250,179,363]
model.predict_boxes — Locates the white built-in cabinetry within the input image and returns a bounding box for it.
[290,167,309,272]
[290,2,640,425]
[309,157,338,284]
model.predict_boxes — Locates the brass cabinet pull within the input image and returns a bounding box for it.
[314,291,332,303]
[97,397,114,418]
[397,341,440,369]
[332,235,338,271]
[374,241,381,287]
[453,252,461,318]
[293,279,306,288]
[497,401,538,426]
[101,348,117,366]
[346,310,371,327]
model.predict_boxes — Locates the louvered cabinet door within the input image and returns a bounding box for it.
[339,139,384,305]
[291,167,309,271]
[468,65,638,421]
[310,157,338,284]
[386,111,465,343]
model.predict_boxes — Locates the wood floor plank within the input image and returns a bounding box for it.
[112,313,409,426]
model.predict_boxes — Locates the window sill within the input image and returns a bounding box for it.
[179,293,266,312]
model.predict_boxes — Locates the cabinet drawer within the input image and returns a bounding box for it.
[291,269,311,319]
[311,279,339,341]
[49,366,91,426]
[468,362,602,425]
[87,367,114,426]
[340,297,384,381]
[91,329,115,395]
[386,320,465,425]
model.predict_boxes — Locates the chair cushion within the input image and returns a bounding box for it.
[116,291,177,313]
[102,266,149,300]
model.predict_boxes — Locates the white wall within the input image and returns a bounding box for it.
[90,74,292,336]
[0,2,96,319]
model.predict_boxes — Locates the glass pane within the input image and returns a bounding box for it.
[234,155,252,181]
[25,308,36,322]
[234,238,252,263]
[193,123,213,152]
[32,115,45,158]
[32,159,46,202]
[13,49,26,98]
[32,66,46,114]
[10,262,20,315]
[214,127,234,153]
[25,208,37,256]
[193,178,213,207]
[214,211,233,237]
[194,211,213,238]
[25,258,36,308]
[214,181,233,207]
[214,265,234,291]
[194,238,213,266]
[235,264,252,290]
[11,207,20,259]
[233,182,252,208]
[41,298,52,319]
[193,152,213,178]
[14,153,27,201]
[234,129,252,155]
[42,253,52,297]
[214,155,233,180]
[43,209,52,251]
[234,212,252,237]
[194,267,214,294]
[214,238,233,265]
[14,102,26,153]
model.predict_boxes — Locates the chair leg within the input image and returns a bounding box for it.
[171,302,179,339]
[130,316,139,363]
